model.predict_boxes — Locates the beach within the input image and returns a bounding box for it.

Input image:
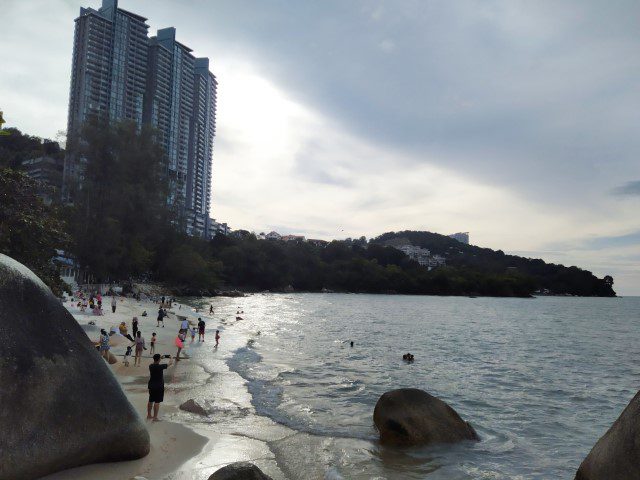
[44,295,290,480]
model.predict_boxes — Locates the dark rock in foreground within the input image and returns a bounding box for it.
[208,462,273,480]
[180,398,207,416]
[373,388,479,446]
[0,254,150,480]
[575,391,640,480]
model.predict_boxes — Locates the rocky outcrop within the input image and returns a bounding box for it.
[0,254,150,480]
[373,388,479,446]
[575,391,640,480]
[208,462,273,480]
[180,399,207,416]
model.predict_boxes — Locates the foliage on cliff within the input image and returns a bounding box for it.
[0,168,69,295]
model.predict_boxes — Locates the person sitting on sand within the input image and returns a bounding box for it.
[198,318,206,342]
[147,353,173,421]
[215,329,220,347]
[150,332,157,354]
[134,331,147,366]
[157,307,165,327]
[119,321,135,342]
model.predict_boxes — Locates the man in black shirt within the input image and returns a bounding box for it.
[147,353,173,421]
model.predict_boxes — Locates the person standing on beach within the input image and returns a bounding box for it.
[132,317,139,338]
[99,329,110,360]
[150,332,157,354]
[157,307,165,327]
[215,330,220,347]
[209,305,214,314]
[111,296,117,313]
[134,331,146,366]
[180,318,189,334]
[147,353,173,421]
[161,296,165,305]
[198,317,206,342]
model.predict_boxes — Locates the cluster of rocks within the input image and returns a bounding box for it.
[1,253,637,480]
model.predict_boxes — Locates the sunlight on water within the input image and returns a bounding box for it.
[183,294,640,479]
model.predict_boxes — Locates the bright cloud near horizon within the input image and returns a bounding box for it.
[1,0,639,295]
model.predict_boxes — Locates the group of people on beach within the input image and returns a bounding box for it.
[73,290,119,316]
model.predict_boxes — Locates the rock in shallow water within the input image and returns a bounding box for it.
[575,390,640,480]
[208,462,273,480]
[373,388,479,446]
[180,398,207,416]
[0,254,150,480]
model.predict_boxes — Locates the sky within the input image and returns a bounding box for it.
[1,0,639,294]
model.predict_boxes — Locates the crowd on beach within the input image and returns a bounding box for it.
[70,289,226,422]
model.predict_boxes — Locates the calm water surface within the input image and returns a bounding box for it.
[186,294,640,479]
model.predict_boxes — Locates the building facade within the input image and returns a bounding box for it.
[64,0,217,238]
[448,232,470,244]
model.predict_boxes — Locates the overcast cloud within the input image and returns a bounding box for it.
[1,0,639,294]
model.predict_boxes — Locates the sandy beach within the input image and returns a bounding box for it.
[42,295,291,480]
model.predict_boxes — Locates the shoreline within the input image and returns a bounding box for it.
[46,295,290,480]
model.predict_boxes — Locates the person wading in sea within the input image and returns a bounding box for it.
[147,353,173,421]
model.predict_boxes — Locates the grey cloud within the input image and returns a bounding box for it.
[613,180,640,196]
[151,0,640,205]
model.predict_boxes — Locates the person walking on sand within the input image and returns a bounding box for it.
[147,353,173,421]
[209,304,214,314]
[111,295,117,313]
[180,317,189,334]
[132,317,139,338]
[134,331,147,366]
[215,329,220,347]
[198,317,206,342]
[190,326,196,343]
[157,307,165,327]
[175,331,186,361]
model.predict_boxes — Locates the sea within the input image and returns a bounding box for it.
[179,294,640,479]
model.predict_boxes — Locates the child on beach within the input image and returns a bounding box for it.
[190,327,196,343]
[150,332,157,354]
[123,345,132,366]
[215,330,220,347]
[99,329,110,361]
[175,331,186,361]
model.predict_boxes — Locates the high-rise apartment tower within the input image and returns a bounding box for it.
[64,0,217,238]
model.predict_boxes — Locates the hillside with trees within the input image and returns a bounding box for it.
[0,122,615,298]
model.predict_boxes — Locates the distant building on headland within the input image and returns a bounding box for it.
[392,244,446,270]
[448,232,470,244]
[21,155,64,204]
[63,0,217,239]
[265,231,282,241]
[281,235,306,243]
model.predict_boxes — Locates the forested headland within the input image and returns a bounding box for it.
[0,122,615,298]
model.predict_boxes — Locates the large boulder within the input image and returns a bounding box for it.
[575,391,640,480]
[373,388,479,446]
[0,255,150,480]
[208,462,273,480]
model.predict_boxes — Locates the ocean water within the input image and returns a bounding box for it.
[184,294,640,479]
